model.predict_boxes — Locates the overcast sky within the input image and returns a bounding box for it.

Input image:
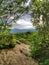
[11,14,35,29]
[9,0,35,29]
[11,0,35,29]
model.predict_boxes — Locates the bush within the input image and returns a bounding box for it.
[19,38,30,45]
[30,33,49,65]
[0,32,16,49]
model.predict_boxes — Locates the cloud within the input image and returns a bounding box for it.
[12,23,33,29]
[12,14,35,29]
[16,19,32,26]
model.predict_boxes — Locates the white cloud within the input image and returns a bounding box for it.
[12,24,33,29]
[16,19,32,26]
[11,14,35,29]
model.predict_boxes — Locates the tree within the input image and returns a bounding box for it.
[0,0,30,48]
[30,1,49,64]
[0,0,29,32]
[31,0,49,42]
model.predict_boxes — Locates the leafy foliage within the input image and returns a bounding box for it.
[30,32,49,65]
[0,32,16,49]
[15,32,34,45]
[31,0,49,41]
[30,0,49,65]
[0,0,29,49]
[0,0,29,21]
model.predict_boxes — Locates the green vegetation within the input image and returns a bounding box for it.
[15,31,49,65]
[0,32,16,49]
[15,32,35,45]
[0,16,16,49]
[30,0,49,65]
[30,32,49,65]
[0,0,28,49]
[0,0,49,65]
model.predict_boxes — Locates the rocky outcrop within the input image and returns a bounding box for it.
[0,43,39,65]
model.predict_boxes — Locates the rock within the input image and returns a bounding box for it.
[0,43,39,65]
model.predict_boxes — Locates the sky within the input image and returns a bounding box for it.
[11,0,47,30]
[9,0,35,29]
[11,14,34,29]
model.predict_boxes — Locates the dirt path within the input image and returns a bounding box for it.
[0,43,39,65]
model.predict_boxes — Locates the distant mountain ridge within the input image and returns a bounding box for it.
[11,28,36,33]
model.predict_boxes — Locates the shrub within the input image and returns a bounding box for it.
[0,32,16,49]
[30,33,49,65]
[19,38,30,45]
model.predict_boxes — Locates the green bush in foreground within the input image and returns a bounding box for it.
[0,33,16,49]
[31,33,49,65]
